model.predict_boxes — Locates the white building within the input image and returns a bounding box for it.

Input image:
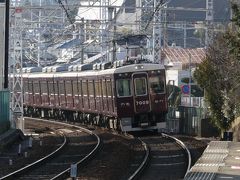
[163,47,206,86]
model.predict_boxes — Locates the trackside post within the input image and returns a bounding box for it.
[70,164,77,179]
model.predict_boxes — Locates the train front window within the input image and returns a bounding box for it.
[149,76,165,94]
[117,79,131,97]
[134,78,147,96]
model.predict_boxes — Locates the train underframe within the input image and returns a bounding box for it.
[24,106,120,130]
[120,113,167,132]
[24,106,167,132]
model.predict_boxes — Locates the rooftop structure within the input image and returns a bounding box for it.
[162,47,206,68]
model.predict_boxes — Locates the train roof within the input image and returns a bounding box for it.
[22,62,165,79]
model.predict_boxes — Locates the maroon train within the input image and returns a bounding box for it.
[22,60,167,132]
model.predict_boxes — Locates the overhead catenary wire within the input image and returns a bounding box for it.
[144,0,169,31]
[56,0,74,25]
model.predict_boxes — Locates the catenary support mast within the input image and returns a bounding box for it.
[10,1,24,131]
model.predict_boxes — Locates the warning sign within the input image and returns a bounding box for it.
[181,85,190,94]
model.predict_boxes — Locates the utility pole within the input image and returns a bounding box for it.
[188,53,191,108]
[100,0,109,62]
[37,0,42,67]
[0,2,5,90]
[108,7,116,63]
[188,53,192,134]
[163,4,168,48]
[183,22,187,48]
[80,18,85,64]
[153,0,162,64]
[11,3,24,131]
[205,0,214,47]
[4,0,9,89]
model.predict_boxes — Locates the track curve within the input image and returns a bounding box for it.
[1,118,100,180]
[138,134,189,180]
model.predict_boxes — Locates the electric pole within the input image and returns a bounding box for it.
[11,3,24,131]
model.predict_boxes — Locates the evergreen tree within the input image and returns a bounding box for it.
[194,3,240,132]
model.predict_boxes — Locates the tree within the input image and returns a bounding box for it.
[193,3,240,132]
[166,85,181,108]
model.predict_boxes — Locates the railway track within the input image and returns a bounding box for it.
[0,118,148,180]
[0,118,207,179]
[137,133,190,180]
[0,118,100,180]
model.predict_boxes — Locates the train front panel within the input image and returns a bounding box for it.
[114,63,167,132]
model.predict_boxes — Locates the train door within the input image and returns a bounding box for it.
[28,79,34,106]
[132,73,151,113]
[72,79,79,110]
[39,78,43,106]
[101,79,108,113]
[41,79,47,107]
[54,78,60,108]
[49,79,55,107]
[59,80,66,108]
[66,80,73,109]
[23,78,29,106]
[95,79,101,113]
[88,80,96,110]
[82,79,89,110]
[78,79,84,110]
[106,79,113,113]
[33,80,41,106]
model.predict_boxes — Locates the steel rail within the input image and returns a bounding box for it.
[0,118,101,180]
[162,133,192,178]
[50,123,101,179]
[0,130,67,180]
[128,138,150,180]
[27,118,101,179]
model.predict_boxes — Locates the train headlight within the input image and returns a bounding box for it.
[135,65,144,69]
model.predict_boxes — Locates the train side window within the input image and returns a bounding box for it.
[95,81,100,97]
[78,80,82,96]
[33,81,40,93]
[48,81,54,94]
[23,81,28,93]
[88,81,94,96]
[82,81,88,96]
[66,81,72,95]
[134,78,147,96]
[54,81,59,95]
[116,79,131,97]
[59,81,65,95]
[28,81,33,93]
[107,80,112,97]
[149,76,165,94]
[41,81,47,93]
[102,80,107,97]
[73,80,78,95]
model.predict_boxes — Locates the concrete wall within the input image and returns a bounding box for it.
[0,3,9,135]
[0,90,10,134]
